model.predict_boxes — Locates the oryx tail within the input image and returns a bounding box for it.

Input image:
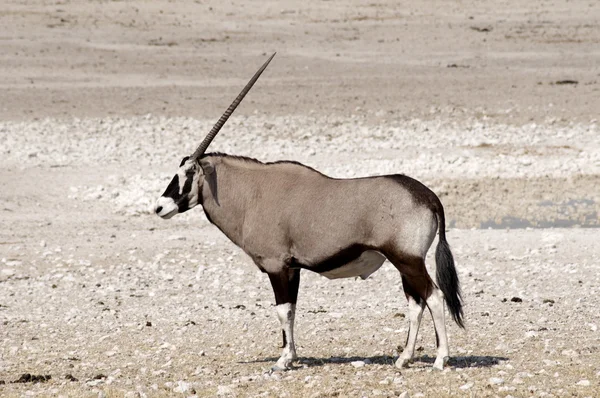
[435,210,464,328]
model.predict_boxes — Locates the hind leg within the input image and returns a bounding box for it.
[395,274,428,368]
[390,252,450,370]
[395,270,450,370]
[427,286,450,370]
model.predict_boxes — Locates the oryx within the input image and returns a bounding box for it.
[155,53,464,371]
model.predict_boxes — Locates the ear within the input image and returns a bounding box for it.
[199,158,215,175]
[199,158,219,206]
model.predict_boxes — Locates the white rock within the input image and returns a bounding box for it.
[351,360,366,368]
[588,323,597,332]
[561,349,579,357]
[459,382,473,390]
[495,343,510,351]
[576,380,590,386]
[399,392,410,398]
[1,268,16,277]
[217,385,234,396]
[174,381,191,393]
[525,330,538,338]
[489,377,504,385]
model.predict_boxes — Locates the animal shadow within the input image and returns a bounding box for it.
[420,354,509,368]
[240,354,508,369]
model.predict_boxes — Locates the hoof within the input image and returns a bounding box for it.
[395,356,411,369]
[271,359,294,372]
[432,356,449,371]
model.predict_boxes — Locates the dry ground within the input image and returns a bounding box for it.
[1,1,599,397]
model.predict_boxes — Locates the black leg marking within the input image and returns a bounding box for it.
[401,275,422,304]
[281,330,287,348]
[268,269,301,305]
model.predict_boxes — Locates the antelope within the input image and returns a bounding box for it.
[155,53,464,371]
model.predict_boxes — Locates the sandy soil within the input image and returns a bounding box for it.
[1,1,599,397]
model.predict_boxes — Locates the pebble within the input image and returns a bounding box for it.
[215,384,232,394]
[489,377,504,385]
[561,349,579,357]
[510,297,523,303]
[525,330,538,338]
[174,381,191,393]
[576,380,590,386]
[1,268,16,277]
[351,361,366,368]
[459,382,473,390]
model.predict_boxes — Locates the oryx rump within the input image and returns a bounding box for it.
[155,53,464,371]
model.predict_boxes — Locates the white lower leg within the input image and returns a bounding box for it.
[427,288,450,370]
[274,303,296,370]
[396,297,425,368]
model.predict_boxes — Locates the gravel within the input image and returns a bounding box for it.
[1,112,599,397]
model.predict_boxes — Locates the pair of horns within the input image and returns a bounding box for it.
[191,52,276,160]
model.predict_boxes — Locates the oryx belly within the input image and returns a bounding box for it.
[321,250,386,280]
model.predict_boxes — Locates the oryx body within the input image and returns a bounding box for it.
[155,54,464,371]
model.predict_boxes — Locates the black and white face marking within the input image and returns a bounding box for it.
[155,156,202,219]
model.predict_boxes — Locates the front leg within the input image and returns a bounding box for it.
[267,268,301,371]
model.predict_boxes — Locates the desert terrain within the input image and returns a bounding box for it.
[1,0,599,397]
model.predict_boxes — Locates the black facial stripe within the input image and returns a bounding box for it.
[182,171,194,194]
[178,197,190,213]
[163,170,194,200]
[162,174,180,198]
[161,159,196,214]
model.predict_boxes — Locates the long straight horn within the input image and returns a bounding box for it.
[191,52,276,160]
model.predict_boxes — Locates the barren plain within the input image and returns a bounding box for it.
[1,1,599,397]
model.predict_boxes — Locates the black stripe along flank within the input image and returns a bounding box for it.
[289,244,371,274]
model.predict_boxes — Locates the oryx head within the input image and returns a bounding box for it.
[155,53,275,219]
